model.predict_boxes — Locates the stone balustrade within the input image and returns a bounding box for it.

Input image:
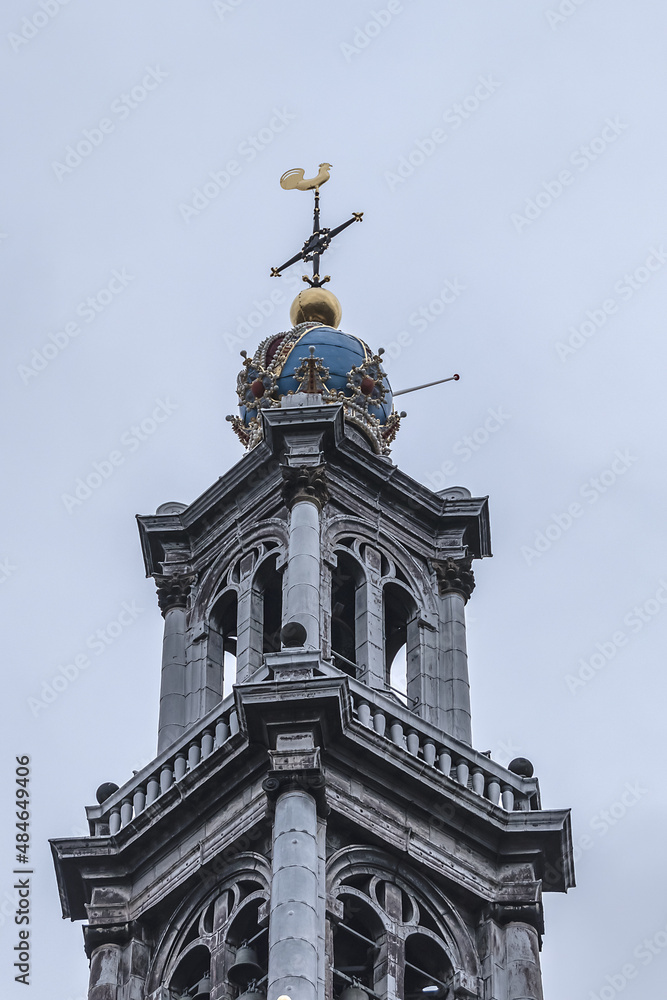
[88,678,539,837]
[87,696,239,837]
[348,679,540,811]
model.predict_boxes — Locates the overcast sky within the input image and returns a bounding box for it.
[2,2,667,998]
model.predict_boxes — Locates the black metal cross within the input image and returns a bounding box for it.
[271,188,363,288]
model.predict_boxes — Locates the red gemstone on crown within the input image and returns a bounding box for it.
[250,379,265,398]
[360,376,376,395]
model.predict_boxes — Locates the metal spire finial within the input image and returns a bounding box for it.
[271,163,363,288]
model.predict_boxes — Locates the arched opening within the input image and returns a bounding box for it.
[209,589,238,698]
[333,894,384,996]
[253,554,283,654]
[226,898,268,997]
[331,551,364,676]
[404,933,452,1000]
[383,582,418,702]
[168,944,211,999]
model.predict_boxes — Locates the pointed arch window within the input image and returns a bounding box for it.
[329,877,460,1000]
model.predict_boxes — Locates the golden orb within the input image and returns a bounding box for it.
[290,287,342,329]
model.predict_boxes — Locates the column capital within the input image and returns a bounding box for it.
[153,571,196,615]
[281,464,329,511]
[432,556,475,602]
[486,901,544,935]
[262,745,328,815]
[83,920,139,959]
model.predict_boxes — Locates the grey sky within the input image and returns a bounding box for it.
[2,2,666,997]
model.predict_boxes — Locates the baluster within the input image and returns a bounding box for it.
[501,785,515,811]
[229,710,239,735]
[471,768,485,796]
[174,753,187,781]
[423,741,436,767]
[146,775,160,805]
[133,787,146,817]
[357,701,372,727]
[201,729,214,758]
[406,731,420,756]
[390,720,404,747]
[160,764,173,794]
[109,808,121,835]
[487,778,501,805]
[438,750,452,776]
[188,742,201,771]
[120,798,133,828]
[372,709,386,737]
[215,717,230,746]
[456,760,470,787]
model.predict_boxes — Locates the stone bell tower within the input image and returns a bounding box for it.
[51,180,574,1000]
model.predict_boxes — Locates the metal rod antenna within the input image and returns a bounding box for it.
[394,374,460,397]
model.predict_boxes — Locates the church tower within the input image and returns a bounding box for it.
[51,173,574,1000]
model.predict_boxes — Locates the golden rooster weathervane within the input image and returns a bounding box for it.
[279,161,332,193]
[271,162,363,289]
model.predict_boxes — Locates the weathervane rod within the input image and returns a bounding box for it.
[394,374,460,397]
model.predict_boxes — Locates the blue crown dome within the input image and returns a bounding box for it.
[275,326,393,423]
[230,321,402,454]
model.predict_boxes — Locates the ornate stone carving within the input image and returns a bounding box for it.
[433,556,475,602]
[281,464,329,511]
[153,572,196,615]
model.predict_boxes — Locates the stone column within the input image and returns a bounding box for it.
[154,573,193,754]
[484,903,545,1000]
[87,943,122,1000]
[505,922,544,1000]
[356,545,385,689]
[281,466,328,650]
[433,558,475,745]
[267,788,320,1000]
